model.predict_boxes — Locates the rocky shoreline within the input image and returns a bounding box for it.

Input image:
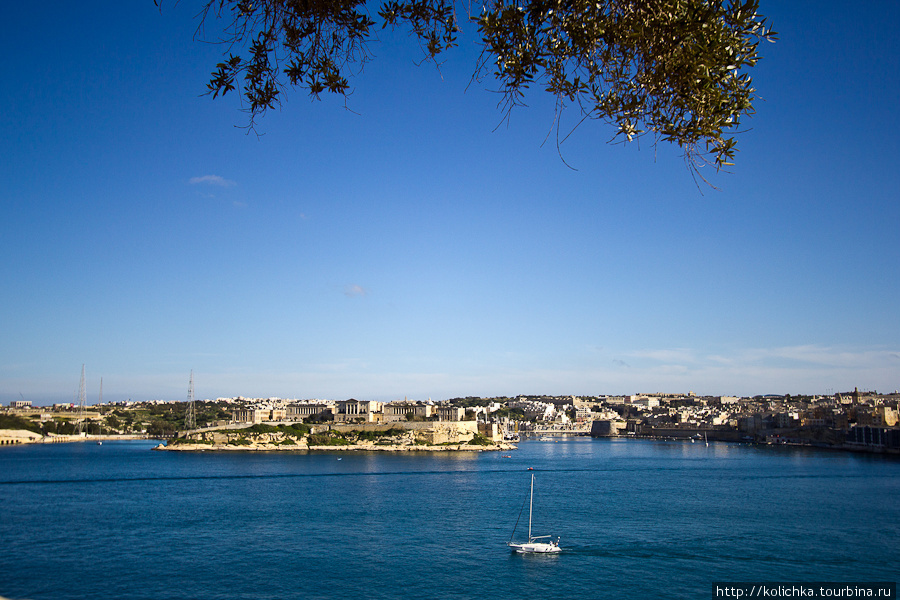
[154,440,516,452]
[153,422,517,453]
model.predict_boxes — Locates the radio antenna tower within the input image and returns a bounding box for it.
[75,365,86,434]
[184,370,196,431]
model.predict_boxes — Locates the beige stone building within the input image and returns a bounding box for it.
[286,402,334,421]
[436,406,465,421]
[333,399,383,423]
[383,401,432,422]
[232,407,287,424]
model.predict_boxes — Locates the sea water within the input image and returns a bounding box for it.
[1,438,897,600]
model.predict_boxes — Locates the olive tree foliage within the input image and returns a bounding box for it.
[172,0,775,173]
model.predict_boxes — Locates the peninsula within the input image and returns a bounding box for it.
[156,421,516,452]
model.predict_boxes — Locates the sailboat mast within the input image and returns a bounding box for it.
[528,473,534,541]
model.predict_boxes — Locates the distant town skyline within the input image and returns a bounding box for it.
[2,2,898,405]
[10,364,897,407]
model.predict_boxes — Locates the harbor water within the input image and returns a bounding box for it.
[1,438,897,600]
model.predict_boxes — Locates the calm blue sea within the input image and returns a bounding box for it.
[1,438,897,600]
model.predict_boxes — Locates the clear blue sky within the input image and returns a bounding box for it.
[2,1,898,404]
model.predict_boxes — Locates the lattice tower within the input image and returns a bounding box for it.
[75,365,86,434]
[184,370,196,431]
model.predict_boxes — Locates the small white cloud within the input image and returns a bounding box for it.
[189,175,236,187]
[344,285,367,298]
[627,348,698,364]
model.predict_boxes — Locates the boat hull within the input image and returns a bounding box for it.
[508,541,561,554]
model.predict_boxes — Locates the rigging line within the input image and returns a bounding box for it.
[509,492,529,543]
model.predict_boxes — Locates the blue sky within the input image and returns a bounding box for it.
[2,1,898,404]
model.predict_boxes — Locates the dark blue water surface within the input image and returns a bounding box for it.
[1,438,897,600]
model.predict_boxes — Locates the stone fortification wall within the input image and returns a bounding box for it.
[0,429,42,445]
[590,420,624,437]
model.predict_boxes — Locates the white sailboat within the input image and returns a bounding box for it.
[507,473,561,554]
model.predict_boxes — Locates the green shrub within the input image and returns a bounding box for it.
[239,423,310,436]
[245,424,279,434]
[308,432,350,446]
[352,427,406,441]
[282,423,310,436]
[0,415,42,434]
[353,429,377,442]
[171,437,214,446]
